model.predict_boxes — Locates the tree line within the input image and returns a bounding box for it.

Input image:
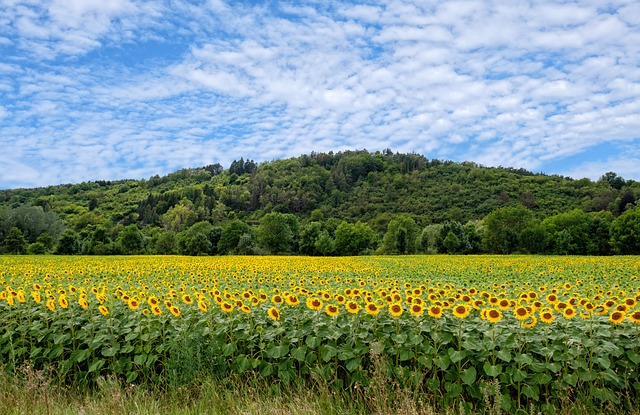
[1,150,638,256]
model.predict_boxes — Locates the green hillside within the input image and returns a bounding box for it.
[1,150,638,256]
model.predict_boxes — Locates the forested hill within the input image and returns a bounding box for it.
[1,150,639,256]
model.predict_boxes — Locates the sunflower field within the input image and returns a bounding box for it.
[1,255,639,413]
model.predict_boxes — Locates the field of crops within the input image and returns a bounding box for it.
[1,255,639,413]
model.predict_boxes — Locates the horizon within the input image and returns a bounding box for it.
[1,1,640,189]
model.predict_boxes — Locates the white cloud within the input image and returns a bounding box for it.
[1,0,640,188]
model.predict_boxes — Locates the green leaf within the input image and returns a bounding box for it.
[319,344,337,362]
[460,366,477,386]
[533,373,552,385]
[222,342,237,357]
[444,382,463,398]
[291,346,307,362]
[522,384,539,401]
[305,336,320,349]
[88,359,105,373]
[596,356,611,370]
[483,362,502,377]
[435,354,451,370]
[448,348,467,363]
[133,354,147,365]
[514,353,533,365]
[496,349,511,362]
[346,357,360,372]
[126,371,138,383]
[563,372,578,387]
[627,350,640,365]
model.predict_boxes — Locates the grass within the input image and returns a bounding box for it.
[2,362,639,415]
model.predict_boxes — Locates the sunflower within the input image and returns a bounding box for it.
[182,294,193,305]
[389,303,403,317]
[221,301,234,313]
[609,311,625,324]
[78,297,89,309]
[198,301,207,313]
[286,294,300,306]
[306,297,323,311]
[46,299,55,311]
[271,294,284,305]
[169,305,181,317]
[486,308,502,323]
[268,307,281,321]
[128,299,140,310]
[452,304,470,319]
[335,294,346,304]
[409,303,424,316]
[151,305,162,315]
[346,301,361,314]
[326,304,339,317]
[628,311,640,325]
[58,295,69,309]
[365,303,380,316]
[563,307,576,319]
[540,309,554,324]
[99,305,109,316]
[521,316,537,329]
[514,306,529,321]
[428,305,443,318]
[497,299,510,310]
[31,291,42,303]
[546,294,558,304]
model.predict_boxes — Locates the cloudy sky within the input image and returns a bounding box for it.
[1,0,640,189]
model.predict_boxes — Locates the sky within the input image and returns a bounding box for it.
[1,0,640,189]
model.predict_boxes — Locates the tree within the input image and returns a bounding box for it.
[541,209,594,255]
[117,224,145,254]
[482,206,533,254]
[257,212,298,254]
[610,208,640,254]
[419,224,443,254]
[55,230,81,255]
[4,227,27,254]
[299,221,323,255]
[381,215,420,254]
[155,231,178,255]
[178,221,221,256]
[218,220,252,254]
[334,221,377,256]
[437,221,471,254]
[314,230,336,255]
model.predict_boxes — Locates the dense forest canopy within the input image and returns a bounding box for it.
[1,149,639,255]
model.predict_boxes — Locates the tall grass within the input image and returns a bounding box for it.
[2,363,639,415]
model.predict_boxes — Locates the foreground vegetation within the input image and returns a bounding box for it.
[1,255,639,414]
[1,150,639,256]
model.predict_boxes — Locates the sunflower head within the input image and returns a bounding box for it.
[346,301,360,314]
[486,308,502,323]
[452,304,470,319]
[268,307,281,321]
[389,303,403,318]
[365,303,380,316]
[428,305,443,318]
[609,311,625,325]
[326,304,339,317]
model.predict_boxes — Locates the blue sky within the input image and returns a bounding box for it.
[1,0,640,189]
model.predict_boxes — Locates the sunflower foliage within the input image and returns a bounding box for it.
[1,255,639,414]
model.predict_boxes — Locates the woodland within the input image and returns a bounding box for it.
[1,149,639,256]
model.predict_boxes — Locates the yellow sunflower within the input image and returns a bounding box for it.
[410,303,424,316]
[628,310,640,325]
[514,306,529,321]
[169,305,181,317]
[221,301,234,313]
[428,305,443,318]
[540,309,554,324]
[346,301,361,314]
[326,304,339,317]
[452,304,470,319]
[268,307,280,321]
[306,297,323,311]
[99,305,109,316]
[486,308,502,323]
[609,311,625,325]
[389,303,403,318]
[365,303,380,316]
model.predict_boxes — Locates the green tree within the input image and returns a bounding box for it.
[257,212,298,254]
[179,221,220,256]
[610,207,640,254]
[155,231,178,255]
[541,209,594,255]
[218,220,252,254]
[299,221,323,255]
[334,221,377,256]
[314,230,336,255]
[482,206,533,254]
[55,230,81,255]
[27,242,47,255]
[117,224,145,254]
[381,215,420,254]
[4,227,27,254]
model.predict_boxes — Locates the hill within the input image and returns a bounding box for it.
[0,149,638,255]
